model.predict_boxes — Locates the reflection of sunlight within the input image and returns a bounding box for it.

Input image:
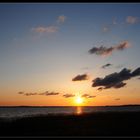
[76,106,82,115]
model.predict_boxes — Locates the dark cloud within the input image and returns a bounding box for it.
[131,67,140,76]
[88,95,96,98]
[72,74,89,81]
[18,91,59,96]
[102,63,112,69]
[92,67,140,90]
[82,94,96,98]
[82,94,89,98]
[44,91,59,96]
[115,98,120,101]
[24,93,38,96]
[88,41,130,56]
[63,94,75,98]
[88,45,114,56]
[18,92,24,94]
[97,87,103,91]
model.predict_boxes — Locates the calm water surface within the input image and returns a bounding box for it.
[0,106,140,119]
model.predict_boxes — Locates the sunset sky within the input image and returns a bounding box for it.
[0,3,140,106]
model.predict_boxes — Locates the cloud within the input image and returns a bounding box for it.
[113,18,117,25]
[32,26,58,33]
[126,16,139,24]
[23,92,36,96]
[115,98,120,101]
[88,41,130,56]
[57,15,66,23]
[82,94,96,98]
[115,41,130,50]
[45,91,59,96]
[88,45,114,56]
[97,87,103,91]
[103,26,110,32]
[72,74,89,81]
[18,91,59,96]
[63,94,75,98]
[102,63,112,69]
[18,91,24,94]
[92,67,140,90]
[131,67,140,76]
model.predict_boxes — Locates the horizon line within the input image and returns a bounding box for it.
[0,104,140,107]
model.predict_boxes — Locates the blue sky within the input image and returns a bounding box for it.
[0,3,140,106]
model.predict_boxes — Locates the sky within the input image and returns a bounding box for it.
[0,3,140,106]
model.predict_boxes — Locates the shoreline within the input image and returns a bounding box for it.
[0,111,140,136]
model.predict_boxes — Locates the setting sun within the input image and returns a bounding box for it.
[75,96,84,105]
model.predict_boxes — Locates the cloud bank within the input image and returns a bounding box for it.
[88,41,130,56]
[92,67,140,90]
[72,74,89,81]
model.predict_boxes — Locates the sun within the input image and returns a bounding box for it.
[75,96,84,105]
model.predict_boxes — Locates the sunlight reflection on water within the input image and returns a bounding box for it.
[76,106,82,115]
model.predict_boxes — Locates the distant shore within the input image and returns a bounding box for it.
[0,104,140,108]
[0,111,140,137]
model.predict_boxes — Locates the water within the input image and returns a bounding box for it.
[0,106,140,119]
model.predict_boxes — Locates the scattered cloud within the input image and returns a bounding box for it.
[87,95,96,98]
[113,18,117,25]
[103,26,110,32]
[32,15,66,35]
[43,91,59,96]
[88,45,114,56]
[82,94,96,98]
[88,41,130,56]
[115,98,120,101]
[92,67,140,90]
[72,74,89,81]
[32,26,58,33]
[102,18,117,33]
[24,93,38,96]
[131,67,140,76]
[126,16,139,24]
[115,41,130,50]
[57,15,66,23]
[18,91,24,94]
[102,63,112,69]
[97,87,103,91]
[63,94,75,98]
[82,94,89,98]
[18,91,59,96]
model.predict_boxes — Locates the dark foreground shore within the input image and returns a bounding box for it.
[0,112,140,137]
